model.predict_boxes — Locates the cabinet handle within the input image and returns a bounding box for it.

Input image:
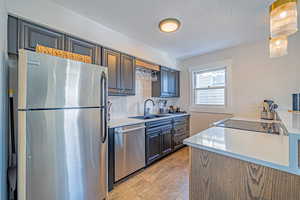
[116,126,146,134]
[100,71,107,143]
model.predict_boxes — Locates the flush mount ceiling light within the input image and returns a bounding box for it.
[270,0,298,38]
[269,36,288,58]
[159,18,181,33]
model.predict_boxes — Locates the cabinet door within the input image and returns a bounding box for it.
[19,20,64,51]
[146,131,161,165]
[102,48,121,94]
[160,68,169,96]
[175,71,180,97]
[168,70,176,96]
[161,128,172,155]
[65,36,101,65]
[120,54,135,95]
[8,16,18,54]
[173,133,187,150]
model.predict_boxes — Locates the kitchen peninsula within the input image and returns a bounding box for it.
[184,111,300,200]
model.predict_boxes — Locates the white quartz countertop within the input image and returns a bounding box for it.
[108,113,190,128]
[277,110,300,134]
[184,127,289,166]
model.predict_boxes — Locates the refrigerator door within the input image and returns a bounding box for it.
[18,108,107,200]
[18,50,107,110]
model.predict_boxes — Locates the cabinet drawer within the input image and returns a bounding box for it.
[174,134,188,142]
[174,129,187,138]
[174,124,186,132]
[173,116,188,123]
[147,125,172,135]
[146,119,172,130]
[174,121,186,127]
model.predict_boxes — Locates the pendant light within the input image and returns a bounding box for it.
[269,36,288,58]
[270,0,298,38]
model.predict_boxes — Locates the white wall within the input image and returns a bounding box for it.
[179,33,300,134]
[109,70,179,120]
[189,112,232,135]
[0,0,7,198]
[6,0,178,68]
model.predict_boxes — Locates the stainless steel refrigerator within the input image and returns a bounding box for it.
[17,50,108,200]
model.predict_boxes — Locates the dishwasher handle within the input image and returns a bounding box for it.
[116,126,146,134]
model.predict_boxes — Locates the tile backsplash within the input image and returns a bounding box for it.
[108,69,179,120]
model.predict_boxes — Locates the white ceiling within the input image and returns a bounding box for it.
[50,0,274,59]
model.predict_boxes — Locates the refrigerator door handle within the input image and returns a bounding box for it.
[101,71,108,143]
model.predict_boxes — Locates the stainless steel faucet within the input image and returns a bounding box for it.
[144,99,155,116]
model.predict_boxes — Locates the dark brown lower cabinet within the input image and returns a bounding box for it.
[146,116,190,166]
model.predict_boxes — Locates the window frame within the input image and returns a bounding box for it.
[192,67,227,106]
[189,60,233,114]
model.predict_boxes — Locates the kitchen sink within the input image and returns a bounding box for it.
[129,114,171,120]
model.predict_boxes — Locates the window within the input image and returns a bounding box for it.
[193,68,226,106]
[189,60,232,114]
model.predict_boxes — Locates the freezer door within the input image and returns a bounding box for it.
[18,108,107,200]
[18,50,107,109]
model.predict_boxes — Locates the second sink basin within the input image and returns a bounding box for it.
[129,114,171,120]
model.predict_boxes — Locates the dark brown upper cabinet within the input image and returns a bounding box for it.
[65,36,101,65]
[120,54,135,95]
[103,48,135,96]
[152,66,180,98]
[8,16,136,96]
[18,20,64,51]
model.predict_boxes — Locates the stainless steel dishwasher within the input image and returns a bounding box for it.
[114,123,146,181]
